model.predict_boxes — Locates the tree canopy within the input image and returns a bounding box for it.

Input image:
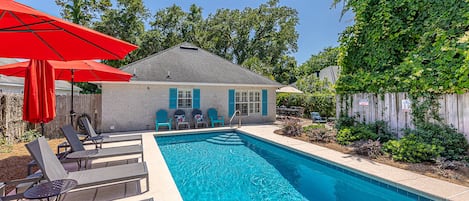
[56,0,300,85]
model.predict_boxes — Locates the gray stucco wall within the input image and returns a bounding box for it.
[101,83,277,132]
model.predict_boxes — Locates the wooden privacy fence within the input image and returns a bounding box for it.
[336,93,469,142]
[0,93,101,144]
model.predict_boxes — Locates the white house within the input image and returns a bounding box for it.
[99,43,281,132]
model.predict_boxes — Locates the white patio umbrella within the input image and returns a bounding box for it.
[276,85,304,94]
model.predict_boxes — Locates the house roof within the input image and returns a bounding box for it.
[0,75,77,91]
[319,66,340,84]
[0,58,81,92]
[120,43,281,86]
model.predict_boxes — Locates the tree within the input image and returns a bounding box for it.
[55,0,112,94]
[55,0,111,25]
[148,4,203,50]
[93,0,149,67]
[199,0,299,83]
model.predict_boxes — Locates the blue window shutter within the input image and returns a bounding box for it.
[193,88,200,109]
[169,88,177,109]
[228,89,235,117]
[262,89,268,116]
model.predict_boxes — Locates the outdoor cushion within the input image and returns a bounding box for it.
[175,115,185,123]
[195,114,204,122]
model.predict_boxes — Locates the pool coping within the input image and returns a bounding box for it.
[115,125,469,201]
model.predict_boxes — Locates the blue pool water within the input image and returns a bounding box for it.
[156,132,434,201]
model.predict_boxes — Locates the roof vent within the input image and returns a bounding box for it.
[180,45,198,50]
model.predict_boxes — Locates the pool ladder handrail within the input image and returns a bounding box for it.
[229,110,242,128]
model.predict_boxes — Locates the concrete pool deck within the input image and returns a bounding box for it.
[61,124,469,201]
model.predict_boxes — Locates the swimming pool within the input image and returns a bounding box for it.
[156,131,435,201]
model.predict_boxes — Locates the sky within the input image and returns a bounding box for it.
[16,0,354,65]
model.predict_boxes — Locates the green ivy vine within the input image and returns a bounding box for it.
[335,0,469,124]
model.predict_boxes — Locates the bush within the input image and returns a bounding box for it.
[404,123,469,161]
[382,134,444,163]
[303,124,326,132]
[335,115,356,130]
[306,128,335,143]
[0,136,12,153]
[19,129,41,143]
[365,121,396,143]
[352,140,382,158]
[283,118,302,137]
[336,125,378,145]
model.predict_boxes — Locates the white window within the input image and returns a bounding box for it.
[178,89,192,108]
[235,90,261,115]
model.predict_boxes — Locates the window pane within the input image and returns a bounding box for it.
[177,89,192,108]
[241,103,248,115]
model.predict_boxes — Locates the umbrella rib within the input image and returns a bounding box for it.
[0,11,5,21]
[45,22,124,59]
[0,19,60,32]
[10,12,65,61]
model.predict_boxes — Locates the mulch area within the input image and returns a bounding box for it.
[274,116,469,187]
[0,138,65,192]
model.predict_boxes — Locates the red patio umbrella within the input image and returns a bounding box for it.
[0,0,138,134]
[0,0,137,61]
[0,59,132,125]
[23,60,56,128]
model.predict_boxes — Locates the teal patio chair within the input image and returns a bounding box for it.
[207,108,224,127]
[155,109,172,131]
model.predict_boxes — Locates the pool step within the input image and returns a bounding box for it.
[206,133,244,145]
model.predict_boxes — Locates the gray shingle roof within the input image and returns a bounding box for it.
[319,66,340,84]
[0,58,81,91]
[120,43,281,86]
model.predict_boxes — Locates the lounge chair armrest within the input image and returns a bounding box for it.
[86,136,103,149]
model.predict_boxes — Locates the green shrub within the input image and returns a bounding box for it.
[382,134,444,163]
[0,135,12,153]
[335,115,356,130]
[404,123,469,161]
[336,125,378,145]
[303,124,326,132]
[365,120,396,143]
[20,129,41,143]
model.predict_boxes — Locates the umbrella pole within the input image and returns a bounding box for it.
[40,122,44,136]
[70,69,75,126]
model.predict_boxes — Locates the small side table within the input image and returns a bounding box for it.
[66,149,98,170]
[24,179,77,201]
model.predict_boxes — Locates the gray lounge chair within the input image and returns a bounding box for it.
[25,137,149,192]
[79,116,142,146]
[0,173,42,201]
[61,125,143,169]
